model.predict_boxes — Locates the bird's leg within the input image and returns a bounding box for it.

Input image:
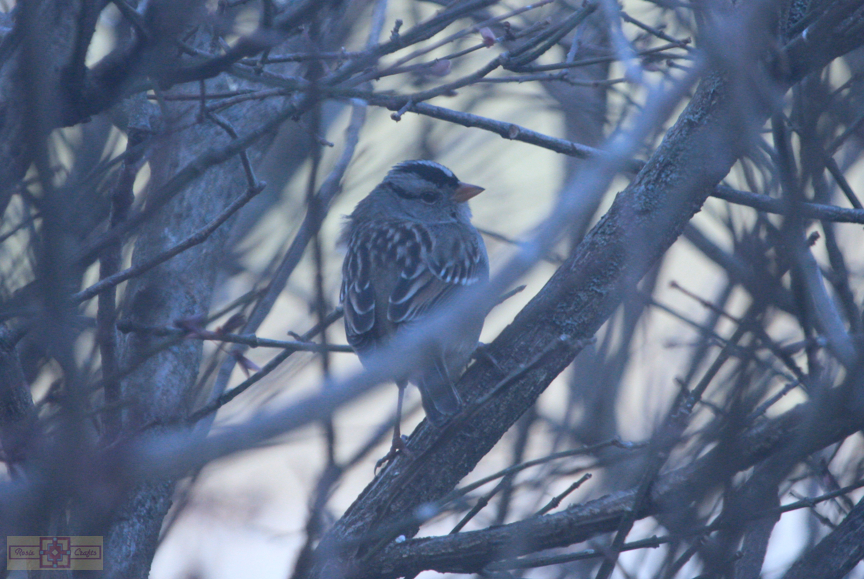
[392,379,407,448]
[375,380,411,472]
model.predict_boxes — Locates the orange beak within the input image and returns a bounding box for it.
[453,182,485,203]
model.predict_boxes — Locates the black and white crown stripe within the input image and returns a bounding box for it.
[388,160,460,188]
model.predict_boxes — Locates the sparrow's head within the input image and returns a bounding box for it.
[368,160,484,223]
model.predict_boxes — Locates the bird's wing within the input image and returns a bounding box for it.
[341,221,487,349]
[388,222,487,324]
[341,224,378,351]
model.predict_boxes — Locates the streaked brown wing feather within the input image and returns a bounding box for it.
[388,222,485,324]
[341,231,377,351]
[341,220,485,351]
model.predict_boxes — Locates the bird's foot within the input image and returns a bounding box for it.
[375,434,412,474]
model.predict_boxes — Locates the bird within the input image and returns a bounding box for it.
[340,160,489,465]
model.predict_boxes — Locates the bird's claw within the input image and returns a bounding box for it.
[375,435,412,474]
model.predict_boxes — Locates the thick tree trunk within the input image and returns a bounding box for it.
[94,37,283,579]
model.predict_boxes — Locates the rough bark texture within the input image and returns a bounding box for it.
[782,494,864,579]
[96,39,283,579]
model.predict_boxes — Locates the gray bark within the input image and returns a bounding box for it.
[98,32,284,579]
[782,494,864,579]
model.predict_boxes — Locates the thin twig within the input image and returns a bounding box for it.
[534,473,592,516]
[75,97,310,266]
[74,183,266,303]
[183,309,346,425]
[97,138,140,440]
[445,438,643,503]
[510,41,689,72]
[476,72,626,86]
[201,100,367,414]
[450,474,515,534]
[594,311,755,579]
[116,320,352,352]
[358,95,643,172]
[377,0,553,74]
[620,11,691,49]
[712,184,864,223]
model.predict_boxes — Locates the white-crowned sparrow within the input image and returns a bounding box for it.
[340,160,489,458]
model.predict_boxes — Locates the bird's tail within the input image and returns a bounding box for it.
[417,358,463,426]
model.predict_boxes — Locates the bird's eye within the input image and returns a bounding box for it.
[419,191,438,204]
